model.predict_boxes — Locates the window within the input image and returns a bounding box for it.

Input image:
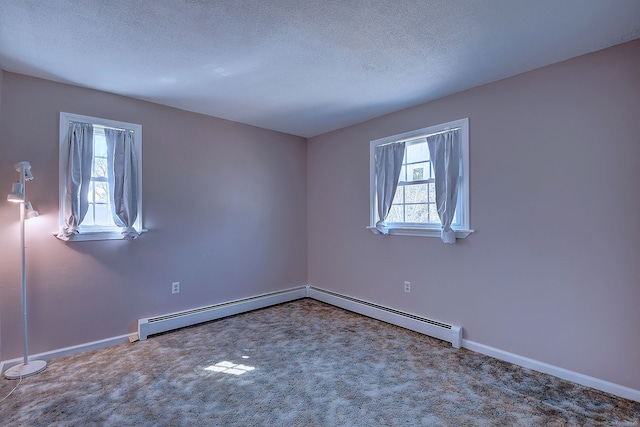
[369,118,472,239]
[389,138,440,225]
[85,127,112,227]
[58,112,144,241]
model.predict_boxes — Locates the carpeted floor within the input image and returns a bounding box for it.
[1,299,639,426]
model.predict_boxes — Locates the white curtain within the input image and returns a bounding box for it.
[427,129,461,243]
[57,122,93,241]
[105,128,139,240]
[375,142,405,234]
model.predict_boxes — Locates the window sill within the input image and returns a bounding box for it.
[366,226,473,239]
[53,229,148,242]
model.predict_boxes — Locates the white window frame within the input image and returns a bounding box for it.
[368,118,473,238]
[58,112,144,241]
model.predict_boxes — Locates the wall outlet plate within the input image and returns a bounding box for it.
[172,282,180,294]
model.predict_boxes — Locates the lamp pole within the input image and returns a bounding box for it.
[4,162,46,379]
[19,185,28,367]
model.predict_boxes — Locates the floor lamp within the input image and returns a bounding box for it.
[4,161,46,379]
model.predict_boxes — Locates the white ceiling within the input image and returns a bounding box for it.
[1,1,639,137]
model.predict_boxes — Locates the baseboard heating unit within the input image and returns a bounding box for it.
[138,286,307,340]
[137,285,461,349]
[307,286,462,348]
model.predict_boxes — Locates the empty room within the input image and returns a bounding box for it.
[0,1,639,425]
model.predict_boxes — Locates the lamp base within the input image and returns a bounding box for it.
[4,360,46,379]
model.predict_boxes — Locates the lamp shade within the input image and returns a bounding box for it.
[7,182,25,203]
[25,201,39,219]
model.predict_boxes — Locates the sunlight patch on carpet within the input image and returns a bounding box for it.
[204,361,255,375]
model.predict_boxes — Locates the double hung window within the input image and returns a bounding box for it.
[84,127,112,228]
[57,112,143,241]
[390,137,440,225]
[369,118,472,240]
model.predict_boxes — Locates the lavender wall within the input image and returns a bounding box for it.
[0,73,308,360]
[308,40,640,390]
[1,41,638,392]
[0,68,3,359]
[0,69,3,117]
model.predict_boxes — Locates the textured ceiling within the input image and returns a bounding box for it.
[1,1,639,137]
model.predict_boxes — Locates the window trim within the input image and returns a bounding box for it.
[58,112,145,241]
[368,118,473,238]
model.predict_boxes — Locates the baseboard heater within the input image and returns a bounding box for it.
[138,286,307,340]
[138,285,461,349]
[308,286,462,348]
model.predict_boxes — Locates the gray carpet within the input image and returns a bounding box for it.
[1,299,639,426]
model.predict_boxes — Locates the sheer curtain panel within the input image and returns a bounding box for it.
[105,128,139,240]
[56,123,93,241]
[375,141,405,234]
[427,129,460,243]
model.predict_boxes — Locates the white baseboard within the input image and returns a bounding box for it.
[308,286,640,403]
[463,339,640,403]
[3,288,638,403]
[1,334,131,374]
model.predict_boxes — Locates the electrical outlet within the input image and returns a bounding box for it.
[172,282,180,294]
[404,281,411,293]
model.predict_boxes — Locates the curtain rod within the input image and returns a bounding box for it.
[376,127,461,147]
[69,121,133,133]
